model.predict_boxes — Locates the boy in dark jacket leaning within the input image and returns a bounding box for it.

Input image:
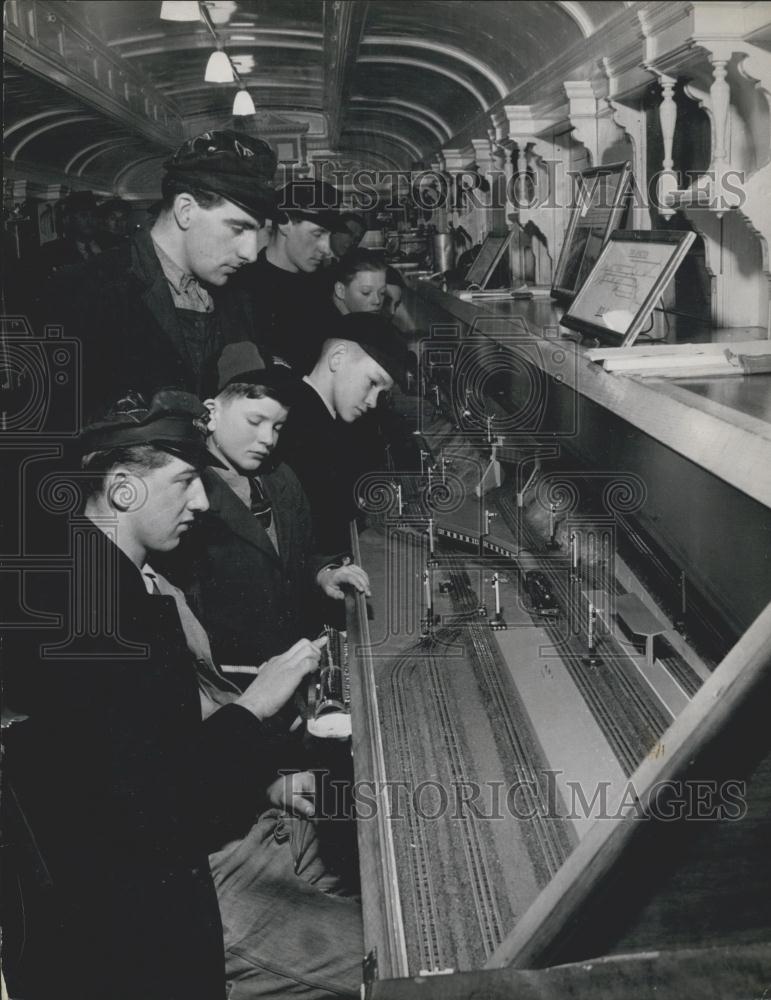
[166,341,370,684]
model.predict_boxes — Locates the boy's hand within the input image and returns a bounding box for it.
[236,636,327,720]
[317,564,371,600]
[267,771,316,818]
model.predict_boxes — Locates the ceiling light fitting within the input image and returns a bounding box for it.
[205,49,234,82]
[159,1,201,22]
[232,88,256,116]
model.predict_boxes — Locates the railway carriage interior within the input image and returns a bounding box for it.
[3,1,771,998]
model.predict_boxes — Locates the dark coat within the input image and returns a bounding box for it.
[42,227,257,422]
[3,527,288,1000]
[276,380,356,557]
[233,248,340,373]
[166,463,324,672]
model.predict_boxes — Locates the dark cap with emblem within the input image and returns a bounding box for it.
[163,129,277,221]
[326,313,412,391]
[214,341,303,406]
[79,390,224,468]
[274,178,342,231]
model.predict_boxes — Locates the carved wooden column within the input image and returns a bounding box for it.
[657,74,679,219]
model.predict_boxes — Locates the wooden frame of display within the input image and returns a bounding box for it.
[560,229,696,347]
[463,228,517,289]
[485,597,771,969]
[551,161,633,301]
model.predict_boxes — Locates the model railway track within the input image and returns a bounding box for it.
[391,470,683,775]
[386,640,505,963]
[494,495,670,775]
[426,502,666,775]
[442,553,573,880]
[387,653,444,972]
[423,637,506,954]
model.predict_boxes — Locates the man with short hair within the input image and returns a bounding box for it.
[277,312,410,555]
[37,190,102,279]
[3,391,328,1000]
[329,211,366,260]
[96,197,133,249]
[48,130,275,422]
[241,179,342,373]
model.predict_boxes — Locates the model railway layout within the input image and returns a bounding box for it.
[347,404,720,977]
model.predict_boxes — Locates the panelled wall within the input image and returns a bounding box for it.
[427,1,771,334]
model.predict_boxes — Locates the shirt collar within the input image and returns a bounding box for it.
[151,237,202,297]
[302,375,336,419]
[140,563,159,595]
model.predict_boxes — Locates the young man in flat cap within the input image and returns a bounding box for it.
[240,178,344,373]
[3,390,333,1000]
[277,312,411,556]
[46,130,275,422]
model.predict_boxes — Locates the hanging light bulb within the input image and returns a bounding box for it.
[233,88,256,116]
[205,49,234,83]
[160,1,201,21]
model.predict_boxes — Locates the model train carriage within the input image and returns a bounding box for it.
[524,570,559,616]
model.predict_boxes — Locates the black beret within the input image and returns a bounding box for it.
[79,390,224,468]
[327,313,412,391]
[274,179,341,231]
[163,130,277,221]
[214,342,303,405]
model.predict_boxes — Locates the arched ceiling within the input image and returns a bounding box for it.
[4,0,625,198]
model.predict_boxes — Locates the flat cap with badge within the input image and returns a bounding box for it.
[79,390,225,468]
[162,130,278,221]
[213,341,304,405]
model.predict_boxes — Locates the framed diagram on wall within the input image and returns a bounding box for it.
[551,161,633,301]
[560,229,697,347]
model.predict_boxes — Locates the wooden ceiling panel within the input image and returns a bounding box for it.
[5,1,627,178]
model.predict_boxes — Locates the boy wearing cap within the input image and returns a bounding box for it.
[46,130,275,422]
[3,390,333,1000]
[277,312,410,555]
[239,179,343,373]
[159,345,368,997]
[166,341,370,681]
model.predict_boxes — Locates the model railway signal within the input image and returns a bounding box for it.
[546,502,560,549]
[582,602,602,667]
[486,573,508,630]
[426,516,438,566]
[391,480,404,517]
[570,531,580,580]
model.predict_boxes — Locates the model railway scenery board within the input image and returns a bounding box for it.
[344,330,771,989]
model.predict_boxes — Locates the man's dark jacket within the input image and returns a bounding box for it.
[234,248,339,373]
[167,463,324,671]
[276,380,356,557]
[3,528,287,1000]
[44,227,256,422]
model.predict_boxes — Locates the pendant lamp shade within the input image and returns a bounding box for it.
[160,1,201,21]
[205,50,234,82]
[233,89,256,115]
